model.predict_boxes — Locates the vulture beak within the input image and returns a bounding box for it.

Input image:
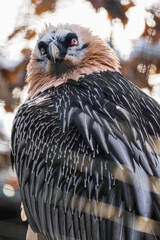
[48,42,60,63]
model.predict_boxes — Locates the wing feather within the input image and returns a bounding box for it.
[11,71,160,240]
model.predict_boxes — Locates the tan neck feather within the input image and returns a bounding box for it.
[27,34,120,99]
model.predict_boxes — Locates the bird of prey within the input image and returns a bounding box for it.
[11,24,160,240]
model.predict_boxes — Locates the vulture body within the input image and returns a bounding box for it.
[11,24,160,240]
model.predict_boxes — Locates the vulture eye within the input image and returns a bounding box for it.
[71,39,78,46]
[40,48,46,55]
[38,41,48,55]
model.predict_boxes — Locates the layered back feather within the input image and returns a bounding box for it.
[11,71,160,240]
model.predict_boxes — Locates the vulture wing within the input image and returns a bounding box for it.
[11,71,160,240]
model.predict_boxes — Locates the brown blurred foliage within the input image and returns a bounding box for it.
[32,0,57,15]
[25,30,37,40]
[142,11,160,43]
[121,45,160,89]
[8,26,26,40]
[87,0,135,26]
[120,7,160,88]
[0,0,160,112]
[0,49,31,111]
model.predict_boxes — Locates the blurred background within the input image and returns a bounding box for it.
[0,0,160,239]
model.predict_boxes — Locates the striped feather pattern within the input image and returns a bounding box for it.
[11,71,160,240]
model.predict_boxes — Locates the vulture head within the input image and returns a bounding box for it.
[26,24,120,98]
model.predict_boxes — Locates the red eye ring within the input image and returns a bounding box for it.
[71,38,78,46]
